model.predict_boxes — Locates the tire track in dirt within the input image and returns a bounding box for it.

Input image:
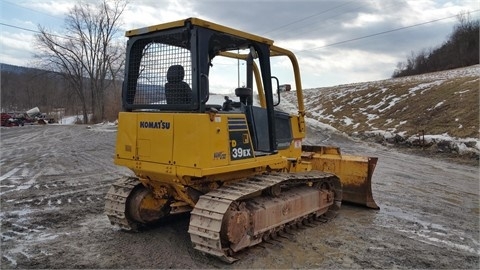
[0,125,127,268]
[1,124,478,269]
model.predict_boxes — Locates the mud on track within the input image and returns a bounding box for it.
[0,124,478,269]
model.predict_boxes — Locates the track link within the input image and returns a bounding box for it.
[188,171,341,263]
[104,177,142,231]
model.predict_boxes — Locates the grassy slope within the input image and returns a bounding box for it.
[285,65,479,139]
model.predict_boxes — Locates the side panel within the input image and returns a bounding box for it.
[173,114,209,168]
[173,114,233,168]
[115,112,138,160]
[137,113,174,164]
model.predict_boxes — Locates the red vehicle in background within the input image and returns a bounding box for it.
[1,112,25,127]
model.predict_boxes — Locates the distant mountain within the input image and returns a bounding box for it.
[0,63,45,74]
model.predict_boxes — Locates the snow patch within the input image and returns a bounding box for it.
[343,116,353,126]
[408,80,444,96]
[428,100,445,111]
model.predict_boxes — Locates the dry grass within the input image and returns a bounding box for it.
[291,66,479,140]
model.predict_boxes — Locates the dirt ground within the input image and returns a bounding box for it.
[1,124,478,269]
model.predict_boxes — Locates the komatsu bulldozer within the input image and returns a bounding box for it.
[105,18,378,262]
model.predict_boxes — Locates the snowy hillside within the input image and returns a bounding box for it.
[280,65,479,157]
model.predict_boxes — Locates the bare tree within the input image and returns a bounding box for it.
[35,0,127,123]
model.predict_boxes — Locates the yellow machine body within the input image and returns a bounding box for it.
[106,17,379,262]
[114,110,377,208]
[115,112,291,181]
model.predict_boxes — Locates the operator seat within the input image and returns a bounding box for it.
[165,65,192,104]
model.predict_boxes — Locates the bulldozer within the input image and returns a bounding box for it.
[105,17,378,263]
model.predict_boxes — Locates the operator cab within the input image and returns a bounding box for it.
[122,18,292,154]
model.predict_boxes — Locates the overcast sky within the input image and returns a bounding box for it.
[0,0,478,91]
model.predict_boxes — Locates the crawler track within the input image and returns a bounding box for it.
[188,171,341,262]
[104,177,142,231]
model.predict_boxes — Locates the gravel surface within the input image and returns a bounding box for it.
[1,124,478,269]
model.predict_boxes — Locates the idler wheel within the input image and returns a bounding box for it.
[222,210,249,245]
[126,186,169,224]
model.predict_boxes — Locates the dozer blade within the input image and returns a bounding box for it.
[339,156,378,209]
[301,145,379,209]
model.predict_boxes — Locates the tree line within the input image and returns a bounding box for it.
[0,64,122,122]
[392,14,479,78]
[1,66,67,115]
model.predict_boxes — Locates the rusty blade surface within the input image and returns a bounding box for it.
[341,157,379,209]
